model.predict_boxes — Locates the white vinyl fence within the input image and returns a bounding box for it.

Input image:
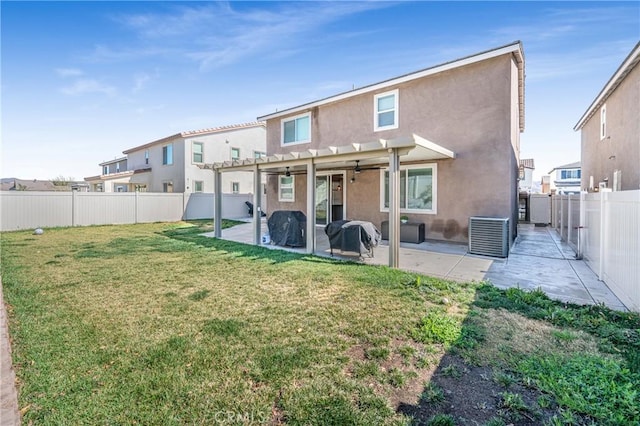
[581,190,640,312]
[0,192,254,232]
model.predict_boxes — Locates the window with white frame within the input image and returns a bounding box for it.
[254,151,266,159]
[231,147,240,160]
[145,149,149,165]
[163,181,174,193]
[560,170,581,179]
[194,181,203,192]
[232,182,240,194]
[102,166,108,175]
[374,89,399,131]
[193,142,203,163]
[278,175,295,202]
[163,144,173,165]
[281,113,311,145]
[381,164,436,213]
[600,104,607,140]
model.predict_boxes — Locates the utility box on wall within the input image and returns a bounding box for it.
[530,194,551,225]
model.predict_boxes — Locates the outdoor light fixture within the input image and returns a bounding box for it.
[355,160,361,173]
[285,167,291,177]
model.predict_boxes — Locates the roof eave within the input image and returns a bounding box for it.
[258,41,525,126]
[573,41,640,131]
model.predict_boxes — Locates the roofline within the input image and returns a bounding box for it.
[574,41,640,131]
[257,41,525,131]
[122,121,266,154]
[99,156,128,166]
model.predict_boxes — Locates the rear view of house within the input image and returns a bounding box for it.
[259,42,525,244]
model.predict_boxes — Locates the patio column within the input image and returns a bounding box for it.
[213,168,222,238]
[388,148,400,268]
[306,159,316,254]
[253,165,262,245]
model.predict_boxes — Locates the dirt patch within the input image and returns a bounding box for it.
[397,353,589,425]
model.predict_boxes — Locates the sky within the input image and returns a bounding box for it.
[1,1,639,182]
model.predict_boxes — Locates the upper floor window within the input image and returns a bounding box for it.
[374,89,399,131]
[254,151,266,159]
[282,112,310,145]
[193,142,204,163]
[116,163,120,173]
[380,164,436,214]
[194,181,203,193]
[231,147,240,160]
[561,170,581,179]
[103,166,108,175]
[600,104,607,140]
[145,150,149,165]
[163,144,173,165]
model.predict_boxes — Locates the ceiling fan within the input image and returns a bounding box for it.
[266,166,307,176]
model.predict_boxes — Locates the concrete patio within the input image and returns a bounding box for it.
[206,221,627,311]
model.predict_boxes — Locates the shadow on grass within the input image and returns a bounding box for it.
[397,284,640,425]
[160,220,358,267]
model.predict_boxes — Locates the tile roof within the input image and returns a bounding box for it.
[519,158,535,169]
[123,121,265,154]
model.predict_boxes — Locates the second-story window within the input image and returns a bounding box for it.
[282,112,310,145]
[145,150,149,165]
[374,89,399,131]
[116,163,120,173]
[231,147,240,160]
[163,144,173,165]
[193,142,203,163]
[103,166,108,175]
[254,151,266,159]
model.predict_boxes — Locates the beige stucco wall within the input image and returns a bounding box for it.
[581,64,640,191]
[266,55,521,242]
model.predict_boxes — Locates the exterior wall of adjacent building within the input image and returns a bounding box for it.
[552,167,581,194]
[265,54,521,242]
[183,125,266,194]
[581,64,640,191]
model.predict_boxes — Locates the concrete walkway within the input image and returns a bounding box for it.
[0,278,20,426]
[210,221,627,311]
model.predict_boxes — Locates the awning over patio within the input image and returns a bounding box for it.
[201,134,455,269]
[202,134,455,173]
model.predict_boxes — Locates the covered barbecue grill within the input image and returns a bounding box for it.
[267,210,307,247]
[324,220,381,258]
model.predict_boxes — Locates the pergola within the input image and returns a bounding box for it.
[202,134,455,268]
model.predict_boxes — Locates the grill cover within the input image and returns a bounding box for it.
[267,210,307,247]
[324,220,381,257]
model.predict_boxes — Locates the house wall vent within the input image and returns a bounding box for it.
[468,217,510,258]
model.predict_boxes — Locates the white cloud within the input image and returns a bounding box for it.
[55,68,84,77]
[98,2,393,70]
[60,79,117,97]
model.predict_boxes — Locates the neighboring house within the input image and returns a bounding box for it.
[209,41,525,255]
[0,178,88,192]
[86,122,266,193]
[518,158,535,193]
[574,41,640,192]
[548,161,581,194]
[541,175,551,194]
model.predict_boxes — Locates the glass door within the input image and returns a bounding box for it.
[315,176,329,225]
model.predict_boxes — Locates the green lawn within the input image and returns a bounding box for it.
[1,221,639,425]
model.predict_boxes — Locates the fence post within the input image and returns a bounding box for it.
[598,190,609,280]
[559,195,564,239]
[567,194,572,245]
[135,191,139,224]
[71,190,77,227]
[578,191,585,259]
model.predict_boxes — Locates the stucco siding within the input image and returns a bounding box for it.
[265,55,520,242]
[581,63,640,191]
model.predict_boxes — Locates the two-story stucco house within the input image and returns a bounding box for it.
[574,41,640,192]
[548,161,581,195]
[208,42,525,266]
[86,122,266,193]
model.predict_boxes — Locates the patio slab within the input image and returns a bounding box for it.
[206,221,627,311]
